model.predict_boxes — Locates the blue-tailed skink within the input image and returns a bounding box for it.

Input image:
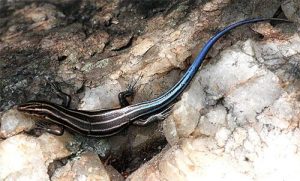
[17,18,289,137]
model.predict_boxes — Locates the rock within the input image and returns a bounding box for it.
[105,165,125,181]
[90,0,119,26]
[110,34,133,51]
[282,0,300,23]
[11,3,65,31]
[194,105,227,137]
[73,136,111,157]
[107,123,166,174]
[257,93,297,129]
[51,152,111,181]
[129,123,165,151]
[131,38,156,57]
[0,133,73,180]
[0,108,35,138]
[84,31,110,56]
[203,0,231,12]
[129,127,300,180]
[37,133,74,165]
[79,79,122,110]
[252,129,300,180]
[225,70,282,124]
[126,145,170,181]
[215,127,232,147]
[129,30,300,180]
[128,138,252,181]
[163,73,206,144]
[0,135,49,181]
[1,1,299,180]
[162,116,179,146]
[200,45,262,99]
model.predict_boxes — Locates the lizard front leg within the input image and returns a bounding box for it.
[118,74,143,107]
[29,82,71,136]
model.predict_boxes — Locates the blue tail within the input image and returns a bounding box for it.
[128,18,290,119]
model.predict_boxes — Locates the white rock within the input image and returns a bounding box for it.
[128,138,252,181]
[224,71,282,124]
[0,135,48,180]
[257,93,296,129]
[79,80,122,110]
[51,152,110,181]
[195,105,227,136]
[253,129,300,181]
[0,133,73,180]
[37,133,74,165]
[129,33,300,181]
[0,108,35,138]
[200,48,261,98]
[163,74,206,142]
[215,127,231,147]
[163,116,179,146]
[131,38,155,57]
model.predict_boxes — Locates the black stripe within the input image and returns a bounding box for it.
[29,108,91,135]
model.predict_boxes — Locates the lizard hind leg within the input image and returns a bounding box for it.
[132,104,174,126]
[28,121,65,136]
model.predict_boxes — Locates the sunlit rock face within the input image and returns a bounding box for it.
[51,152,111,181]
[130,33,300,181]
[0,0,299,180]
[0,108,35,138]
[0,134,73,180]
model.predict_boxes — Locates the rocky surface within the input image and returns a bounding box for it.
[0,133,73,180]
[281,0,300,23]
[51,151,111,181]
[0,0,299,180]
[0,108,35,138]
[129,32,300,181]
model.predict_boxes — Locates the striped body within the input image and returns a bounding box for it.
[17,18,289,137]
[18,101,133,137]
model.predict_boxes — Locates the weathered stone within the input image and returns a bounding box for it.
[131,38,156,57]
[282,0,300,23]
[37,133,74,165]
[0,108,35,138]
[225,71,282,124]
[129,31,300,181]
[12,3,65,31]
[105,165,125,181]
[84,31,110,56]
[110,34,133,51]
[0,135,49,181]
[1,1,300,180]
[203,0,231,12]
[200,47,262,99]
[51,152,110,181]
[79,79,122,110]
[0,133,72,180]
[194,105,227,137]
[257,93,297,129]
[163,73,206,144]
[128,138,251,181]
